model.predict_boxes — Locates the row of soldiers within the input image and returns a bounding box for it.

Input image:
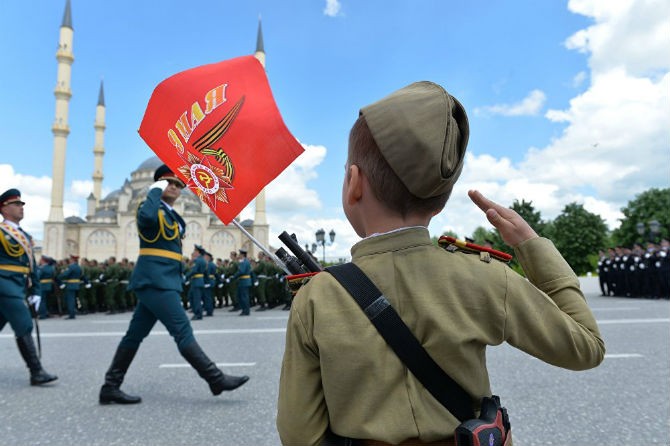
[36,250,293,319]
[597,238,670,299]
[182,250,292,315]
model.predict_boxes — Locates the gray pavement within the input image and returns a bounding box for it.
[1,277,668,445]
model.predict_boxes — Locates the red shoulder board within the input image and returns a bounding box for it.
[438,236,513,263]
[286,272,320,281]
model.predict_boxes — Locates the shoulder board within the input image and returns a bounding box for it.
[438,236,513,264]
[286,271,320,295]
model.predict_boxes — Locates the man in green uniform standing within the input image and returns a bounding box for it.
[0,188,58,386]
[99,165,248,405]
[103,256,122,314]
[277,82,605,445]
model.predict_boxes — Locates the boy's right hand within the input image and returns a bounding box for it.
[468,190,538,248]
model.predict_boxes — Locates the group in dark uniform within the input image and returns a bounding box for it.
[598,241,670,299]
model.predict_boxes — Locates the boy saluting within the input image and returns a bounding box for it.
[277,82,604,445]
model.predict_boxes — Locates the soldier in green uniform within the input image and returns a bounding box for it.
[102,256,122,314]
[98,165,248,405]
[88,259,103,313]
[119,258,133,310]
[253,252,270,311]
[0,188,58,386]
[277,82,605,445]
[77,258,93,314]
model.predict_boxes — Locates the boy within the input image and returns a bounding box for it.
[276,82,605,445]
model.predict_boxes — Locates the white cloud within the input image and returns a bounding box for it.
[572,71,588,87]
[475,89,546,116]
[0,164,52,238]
[440,0,669,240]
[71,180,93,199]
[566,0,670,76]
[267,143,326,212]
[323,0,342,17]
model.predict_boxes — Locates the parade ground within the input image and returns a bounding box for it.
[1,277,668,445]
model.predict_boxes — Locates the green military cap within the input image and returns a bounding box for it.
[360,81,469,199]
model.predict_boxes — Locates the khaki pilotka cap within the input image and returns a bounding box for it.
[360,81,469,199]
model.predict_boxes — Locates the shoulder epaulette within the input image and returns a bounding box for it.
[438,236,513,264]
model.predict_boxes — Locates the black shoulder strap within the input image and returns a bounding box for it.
[326,262,475,422]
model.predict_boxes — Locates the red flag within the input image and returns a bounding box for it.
[139,55,304,224]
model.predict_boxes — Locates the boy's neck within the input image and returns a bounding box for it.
[357,200,432,237]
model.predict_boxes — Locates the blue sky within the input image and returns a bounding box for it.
[1,0,668,261]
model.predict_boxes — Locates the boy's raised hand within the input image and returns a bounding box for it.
[468,190,538,248]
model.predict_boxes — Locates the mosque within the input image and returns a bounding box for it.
[42,0,269,261]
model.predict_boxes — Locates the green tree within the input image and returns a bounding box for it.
[551,203,608,275]
[612,188,670,246]
[471,226,495,245]
[511,199,547,236]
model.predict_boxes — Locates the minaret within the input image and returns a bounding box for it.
[44,0,74,259]
[253,18,267,227]
[92,80,106,206]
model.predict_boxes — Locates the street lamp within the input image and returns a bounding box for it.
[637,220,662,243]
[315,228,336,263]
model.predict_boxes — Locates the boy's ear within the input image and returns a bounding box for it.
[345,164,363,206]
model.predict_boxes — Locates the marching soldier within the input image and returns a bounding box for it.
[58,254,83,319]
[0,188,58,386]
[98,164,248,405]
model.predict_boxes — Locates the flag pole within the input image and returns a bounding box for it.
[231,219,292,275]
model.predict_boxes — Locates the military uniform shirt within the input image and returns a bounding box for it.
[277,227,605,445]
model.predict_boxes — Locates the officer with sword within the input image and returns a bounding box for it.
[0,188,58,386]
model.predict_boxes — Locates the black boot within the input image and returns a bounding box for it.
[179,341,249,395]
[99,347,142,404]
[15,334,58,386]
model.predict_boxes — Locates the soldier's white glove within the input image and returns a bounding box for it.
[99,274,105,280]
[225,278,231,283]
[59,283,66,289]
[220,274,226,280]
[204,284,211,288]
[184,280,190,286]
[254,281,259,287]
[85,283,92,289]
[217,283,223,288]
[28,295,41,310]
[150,180,169,192]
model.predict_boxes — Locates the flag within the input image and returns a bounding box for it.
[139,55,304,224]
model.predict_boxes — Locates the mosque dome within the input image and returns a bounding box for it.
[136,156,162,172]
[101,188,122,201]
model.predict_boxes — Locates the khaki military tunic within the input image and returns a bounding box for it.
[277,227,604,445]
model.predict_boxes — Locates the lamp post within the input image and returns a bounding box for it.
[315,228,336,264]
[637,220,662,243]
